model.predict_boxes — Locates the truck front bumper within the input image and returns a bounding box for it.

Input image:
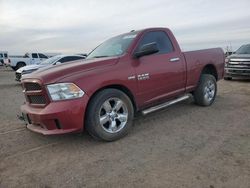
[225,67,250,77]
[20,96,89,135]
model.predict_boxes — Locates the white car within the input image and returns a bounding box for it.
[15,54,86,81]
[9,52,48,70]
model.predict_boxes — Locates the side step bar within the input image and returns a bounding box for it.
[142,95,190,115]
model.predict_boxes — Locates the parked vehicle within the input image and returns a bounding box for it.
[8,52,48,70]
[15,55,86,81]
[0,51,9,66]
[43,53,62,58]
[20,27,225,141]
[224,44,250,80]
[225,51,234,57]
[77,53,88,57]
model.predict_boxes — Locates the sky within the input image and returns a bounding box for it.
[0,0,250,55]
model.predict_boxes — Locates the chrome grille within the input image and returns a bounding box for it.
[229,59,250,66]
[23,82,47,105]
[24,83,42,91]
[227,68,250,74]
[28,95,46,104]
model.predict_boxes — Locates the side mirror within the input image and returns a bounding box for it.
[54,61,61,65]
[134,42,159,58]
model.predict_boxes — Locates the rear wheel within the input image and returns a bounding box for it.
[15,62,26,70]
[193,74,217,106]
[86,89,134,141]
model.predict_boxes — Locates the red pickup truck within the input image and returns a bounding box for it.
[20,28,224,141]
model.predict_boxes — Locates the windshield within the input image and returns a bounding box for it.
[87,33,138,59]
[235,44,250,54]
[40,56,61,65]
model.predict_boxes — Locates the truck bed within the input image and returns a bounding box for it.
[183,48,225,91]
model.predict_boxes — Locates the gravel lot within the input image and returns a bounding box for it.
[0,66,249,188]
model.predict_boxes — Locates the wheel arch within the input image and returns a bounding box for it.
[16,61,26,67]
[201,64,218,80]
[85,84,138,115]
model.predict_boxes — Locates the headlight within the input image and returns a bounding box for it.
[47,83,84,101]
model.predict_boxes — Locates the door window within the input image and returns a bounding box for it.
[38,53,48,58]
[68,56,85,61]
[137,31,174,54]
[59,57,70,63]
[32,53,38,58]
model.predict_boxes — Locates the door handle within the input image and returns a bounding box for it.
[170,57,180,62]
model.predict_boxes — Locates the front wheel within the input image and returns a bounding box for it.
[193,74,217,106]
[85,89,134,141]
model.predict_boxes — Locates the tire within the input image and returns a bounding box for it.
[15,62,26,70]
[193,74,217,106]
[224,76,232,80]
[85,89,134,141]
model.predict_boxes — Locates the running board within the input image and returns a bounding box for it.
[142,95,190,115]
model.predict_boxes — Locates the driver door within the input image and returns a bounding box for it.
[134,31,186,106]
[31,53,40,64]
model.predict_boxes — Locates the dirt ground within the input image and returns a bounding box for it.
[0,66,249,188]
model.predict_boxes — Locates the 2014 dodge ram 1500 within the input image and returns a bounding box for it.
[20,28,225,141]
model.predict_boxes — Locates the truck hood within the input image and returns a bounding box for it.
[22,57,119,84]
[228,54,250,59]
[16,64,46,73]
